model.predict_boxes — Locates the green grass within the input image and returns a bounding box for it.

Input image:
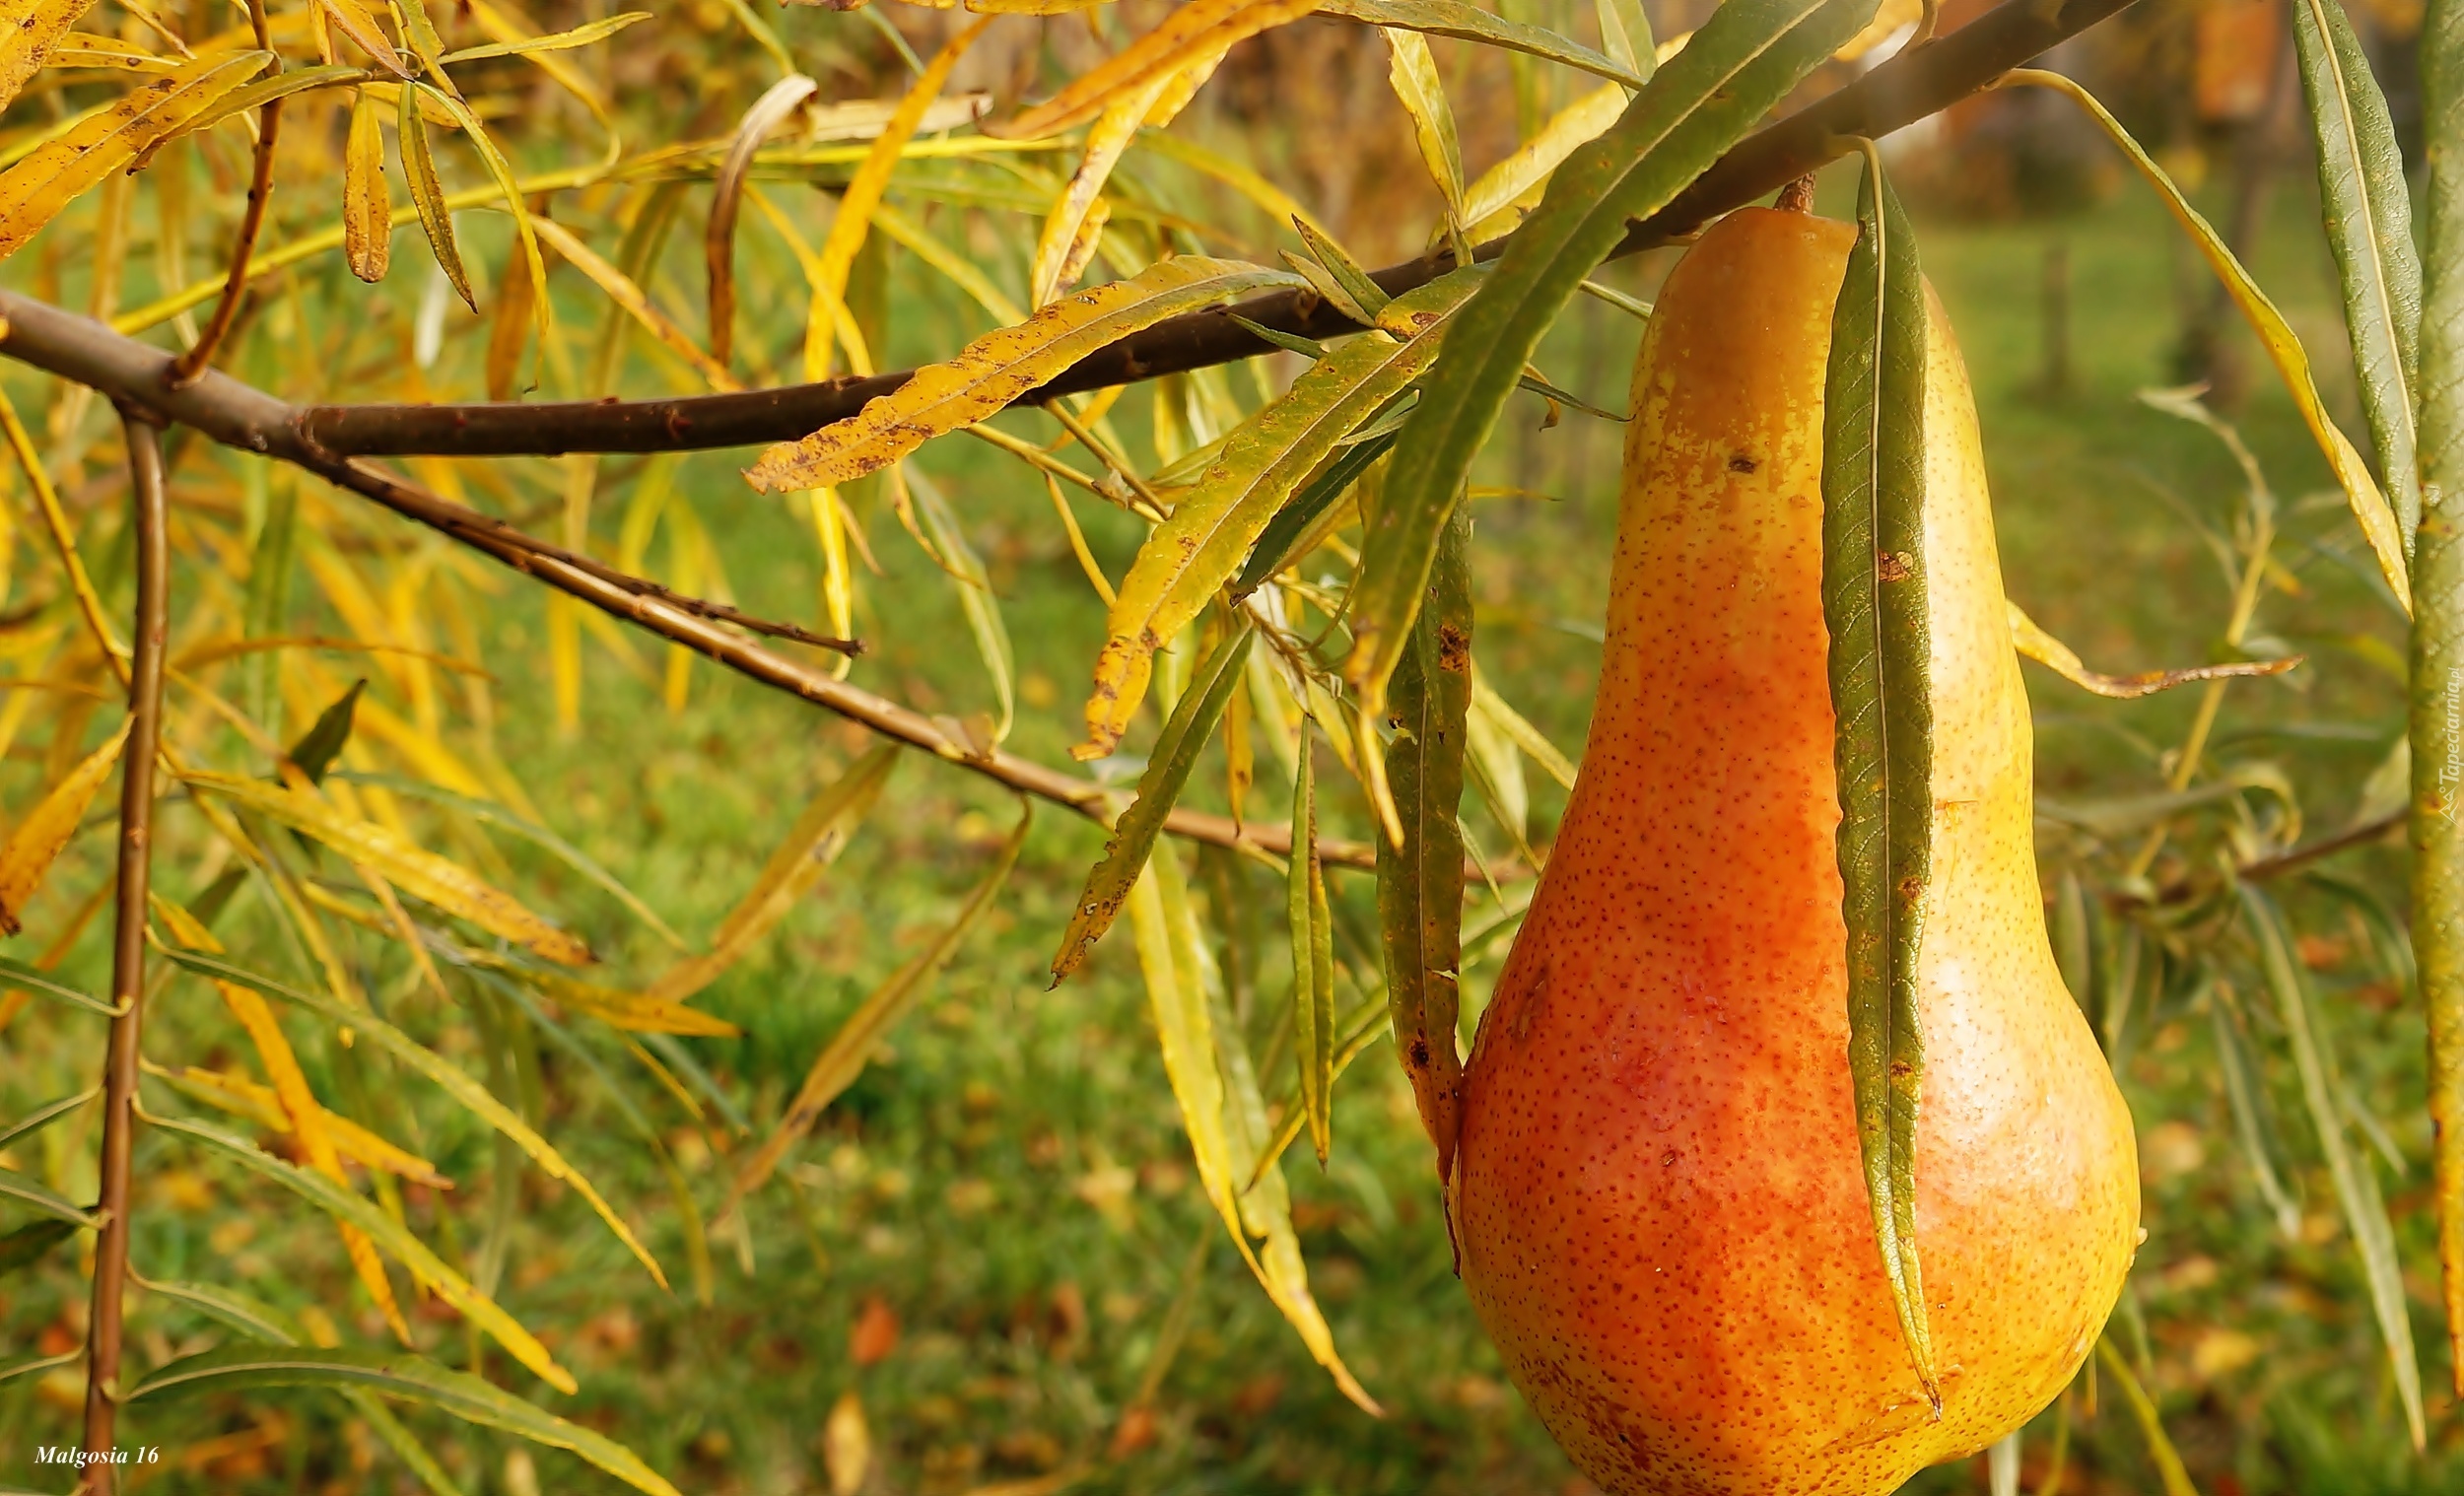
[0,159,2449,1496]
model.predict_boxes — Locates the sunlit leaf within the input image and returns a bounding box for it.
[321,0,414,77]
[395,80,475,310]
[1377,506,1470,1179]
[0,716,127,934]
[128,1346,680,1496]
[1822,148,1938,1406]
[182,770,591,965]
[647,745,897,1002]
[1052,623,1254,985]
[344,87,391,283]
[0,0,103,112]
[1286,736,1334,1163]
[437,9,649,63]
[1460,81,1627,235]
[1318,0,1641,88]
[1080,270,1477,759]
[2009,69,2409,608]
[994,0,1321,140]
[1345,0,1874,728]
[747,258,1299,493]
[1382,27,1467,231]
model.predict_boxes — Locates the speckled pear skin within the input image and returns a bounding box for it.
[1449,208,2140,1496]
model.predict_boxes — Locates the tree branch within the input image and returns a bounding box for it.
[79,408,170,1489]
[270,0,2139,459]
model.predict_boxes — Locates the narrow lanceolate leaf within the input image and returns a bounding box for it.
[322,0,414,77]
[1344,0,1874,731]
[485,962,739,1037]
[532,218,741,392]
[344,87,391,283]
[0,50,269,257]
[128,1347,680,1496]
[1378,507,1471,1181]
[1384,28,1467,228]
[0,1088,93,1152]
[1129,840,1379,1412]
[0,717,127,934]
[0,952,112,1014]
[724,808,1026,1217]
[646,745,896,1002]
[143,1109,578,1391]
[708,74,820,370]
[2242,886,2425,1447]
[149,1062,448,1185]
[182,771,591,965]
[0,1219,77,1277]
[1028,73,1164,310]
[1052,624,1256,985]
[2015,70,2408,608]
[2008,601,2301,698]
[1461,82,1628,234]
[1317,0,1641,87]
[2292,0,2422,541]
[1822,151,1937,1407]
[994,0,1322,140]
[1287,737,1335,1164]
[161,950,669,1293]
[417,81,550,349]
[1229,429,1398,598]
[1080,270,1478,759]
[2417,0,2464,1394]
[748,259,1300,493]
[910,468,1016,744]
[0,1164,96,1226]
[436,11,650,64]
[0,0,101,114]
[2094,1340,2201,1496]
[396,82,475,311]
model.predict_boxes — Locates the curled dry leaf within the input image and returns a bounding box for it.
[747,257,1300,494]
[2009,601,2301,698]
[707,74,820,370]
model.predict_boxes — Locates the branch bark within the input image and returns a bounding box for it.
[78,409,170,1491]
[275,0,2139,459]
[171,0,279,387]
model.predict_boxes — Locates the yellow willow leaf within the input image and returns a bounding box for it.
[479,958,741,1038]
[1459,80,1626,234]
[1835,0,1920,61]
[181,771,591,966]
[144,1107,579,1393]
[2008,600,2302,699]
[1382,26,1465,224]
[802,17,991,384]
[2008,69,2409,610]
[0,0,103,108]
[417,80,552,358]
[0,716,127,935]
[463,0,609,122]
[1129,842,1378,1412]
[396,81,475,310]
[164,947,668,1292]
[1029,74,1169,310]
[320,0,413,76]
[709,73,820,371]
[968,0,1111,11]
[47,33,177,73]
[1131,131,1334,242]
[721,807,1025,1219]
[744,186,874,378]
[435,8,649,62]
[993,0,1323,140]
[344,87,391,284]
[750,257,1299,494]
[1078,270,1474,759]
[647,745,896,1002]
[530,218,741,392]
[0,50,269,258]
[143,1060,448,1185]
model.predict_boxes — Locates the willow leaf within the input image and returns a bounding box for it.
[127,1346,679,1496]
[0,1219,78,1277]
[344,87,391,283]
[1344,0,1874,745]
[748,258,1299,493]
[2012,70,2408,607]
[0,0,99,111]
[2009,601,2300,698]
[2292,0,2422,541]
[1317,0,1642,88]
[437,10,650,62]
[158,949,668,1293]
[1230,429,1398,598]
[1378,505,1471,1180]
[2209,983,2301,1239]
[0,952,112,1015]
[1081,270,1476,757]
[1383,27,1468,226]
[910,468,1016,744]
[141,1109,578,1393]
[0,1166,93,1227]
[0,50,270,256]
[1052,623,1255,985]
[1462,81,1628,233]
[396,81,475,311]
[0,717,127,934]
[1823,148,1938,1406]
[996,0,1320,139]
[1288,737,1335,1164]
[2242,885,2425,1447]
[2094,1340,2200,1496]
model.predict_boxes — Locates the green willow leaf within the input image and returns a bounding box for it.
[1378,505,1472,1181]
[1317,0,1644,89]
[140,1108,578,1394]
[2208,982,2301,1239]
[2292,0,2422,541]
[2241,885,2425,1448]
[0,1087,94,1151]
[1050,623,1257,985]
[2414,0,2464,1394]
[1823,148,1938,1406]
[1082,270,1477,757]
[1231,429,1397,600]
[1344,0,1875,768]
[127,1346,680,1496]
[1287,735,1335,1164]
[157,948,667,1292]
[0,1165,96,1227]
[0,951,116,1015]
[0,1219,76,1277]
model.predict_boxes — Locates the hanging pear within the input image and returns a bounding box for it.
[1448,206,2140,1496]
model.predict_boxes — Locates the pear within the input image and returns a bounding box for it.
[1449,207,2140,1496]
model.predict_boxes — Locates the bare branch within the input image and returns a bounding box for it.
[170,0,280,387]
[271,0,2139,459]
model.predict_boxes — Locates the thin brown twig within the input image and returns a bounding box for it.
[2237,809,2405,884]
[171,0,280,388]
[78,408,171,1491]
[269,0,2141,458]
